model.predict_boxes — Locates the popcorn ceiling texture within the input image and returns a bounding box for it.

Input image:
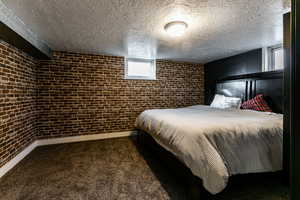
[0,41,204,168]
[0,40,38,168]
[36,52,204,138]
[1,0,291,63]
[0,1,51,57]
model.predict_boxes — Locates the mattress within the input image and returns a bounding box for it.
[135,105,283,194]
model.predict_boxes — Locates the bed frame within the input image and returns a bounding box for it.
[137,71,284,199]
[136,131,210,199]
[216,70,283,113]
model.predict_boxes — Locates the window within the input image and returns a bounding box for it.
[270,46,284,70]
[124,58,156,80]
[263,45,284,71]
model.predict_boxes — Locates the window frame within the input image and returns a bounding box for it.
[264,44,284,72]
[124,58,156,80]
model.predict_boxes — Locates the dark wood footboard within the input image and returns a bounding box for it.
[136,130,212,199]
[135,130,286,200]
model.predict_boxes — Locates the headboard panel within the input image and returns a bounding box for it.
[216,71,283,113]
[216,80,247,101]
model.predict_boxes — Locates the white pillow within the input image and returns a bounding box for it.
[223,96,241,109]
[210,94,225,108]
[210,94,242,109]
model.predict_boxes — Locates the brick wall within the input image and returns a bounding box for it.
[0,40,37,168]
[0,43,204,168]
[37,52,204,138]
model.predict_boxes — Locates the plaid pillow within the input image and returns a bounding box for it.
[241,94,273,112]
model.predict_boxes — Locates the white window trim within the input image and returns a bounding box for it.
[262,44,283,72]
[124,58,156,80]
[269,44,283,71]
[262,47,269,72]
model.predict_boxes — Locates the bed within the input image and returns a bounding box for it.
[136,105,283,194]
[135,71,284,196]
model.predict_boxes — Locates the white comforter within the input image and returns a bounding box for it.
[135,105,283,194]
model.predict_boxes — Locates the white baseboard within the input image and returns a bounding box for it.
[0,131,137,178]
[37,131,137,146]
[0,141,39,178]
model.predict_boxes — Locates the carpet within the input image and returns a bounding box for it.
[0,137,289,200]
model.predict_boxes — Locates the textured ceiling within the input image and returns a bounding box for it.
[1,0,291,63]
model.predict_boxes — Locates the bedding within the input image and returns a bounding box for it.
[210,94,225,108]
[210,94,241,109]
[135,105,283,194]
[223,96,241,109]
[241,94,273,112]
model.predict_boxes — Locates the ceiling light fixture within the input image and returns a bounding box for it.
[164,21,188,37]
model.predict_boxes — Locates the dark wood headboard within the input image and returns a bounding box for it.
[215,70,283,113]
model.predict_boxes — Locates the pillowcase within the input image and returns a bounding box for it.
[241,94,272,112]
[210,94,241,109]
[223,96,242,109]
[210,94,225,108]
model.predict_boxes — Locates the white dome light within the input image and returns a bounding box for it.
[164,21,188,37]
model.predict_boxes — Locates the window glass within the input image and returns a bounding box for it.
[125,58,156,80]
[273,48,284,70]
[263,45,284,71]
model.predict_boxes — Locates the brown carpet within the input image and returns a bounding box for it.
[0,137,289,200]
